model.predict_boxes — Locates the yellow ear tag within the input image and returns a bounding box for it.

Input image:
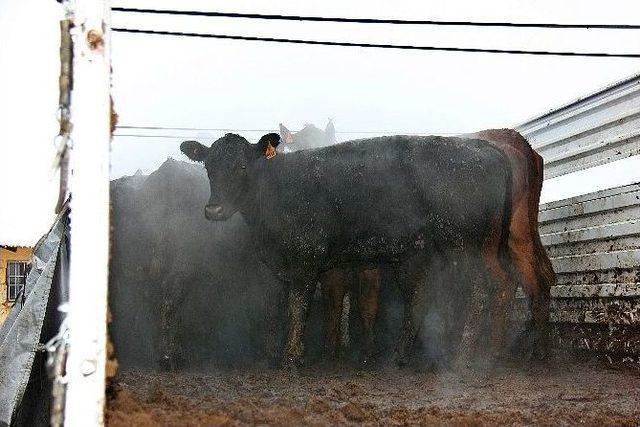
[265,142,277,160]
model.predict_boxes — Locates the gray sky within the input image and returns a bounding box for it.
[1,0,640,244]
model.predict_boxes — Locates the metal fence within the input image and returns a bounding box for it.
[516,73,640,359]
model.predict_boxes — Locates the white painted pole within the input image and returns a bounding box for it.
[64,0,111,425]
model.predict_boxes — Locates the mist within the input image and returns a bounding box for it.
[109,129,515,372]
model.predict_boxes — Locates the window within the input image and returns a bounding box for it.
[6,261,28,302]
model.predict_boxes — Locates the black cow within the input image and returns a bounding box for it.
[181,133,512,368]
[278,121,381,363]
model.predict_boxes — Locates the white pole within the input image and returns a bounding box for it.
[64,0,111,425]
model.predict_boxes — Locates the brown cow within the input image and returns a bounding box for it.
[320,268,381,363]
[278,124,553,364]
[468,129,555,359]
[392,129,553,366]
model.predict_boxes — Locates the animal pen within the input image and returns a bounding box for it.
[0,1,639,425]
[516,76,640,359]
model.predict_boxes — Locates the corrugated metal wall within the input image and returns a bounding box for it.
[518,74,640,179]
[516,73,640,360]
[538,184,640,358]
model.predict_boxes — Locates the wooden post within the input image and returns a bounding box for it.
[64,0,111,425]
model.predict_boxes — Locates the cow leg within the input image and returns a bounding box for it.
[512,200,553,360]
[159,286,177,371]
[522,252,552,360]
[357,268,381,364]
[530,238,554,360]
[395,259,428,367]
[486,249,515,362]
[510,232,547,354]
[282,280,316,368]
[159,274,188,371]
[529,281,551,359]
[528,153,554,359]
[264,282,286,366]
[482,203,516,363]
[454,257,490,371]
[340,292,351,351]
[320,270,348,360]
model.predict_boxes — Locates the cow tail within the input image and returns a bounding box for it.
[499,153,513,269]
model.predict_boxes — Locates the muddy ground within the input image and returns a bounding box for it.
[107,361,639,426]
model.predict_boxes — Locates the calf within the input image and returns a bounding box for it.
[181,133,513,368]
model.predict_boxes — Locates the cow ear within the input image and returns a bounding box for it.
[325,118,336,143]
[180,140,209,162]
[256,133,281,160]
[279,123,294,144]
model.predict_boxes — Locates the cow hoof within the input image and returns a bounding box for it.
[394,353,409,368]
[533,331,551,361]
[511,324,551,362]
[321,350,340,363]
[360,354,376,368]
[281,357,303,372]
[159,354,177,372]
[452,354,473,374]
[319,357,339,370]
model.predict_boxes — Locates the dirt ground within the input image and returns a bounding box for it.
[106,361,639,426]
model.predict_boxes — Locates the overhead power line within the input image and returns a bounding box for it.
[111,28,640,58]
[113,134,201,139]
[116,125,278,133]
[111,7,640,30]
[115,125,456,135]
[113,133,458,142]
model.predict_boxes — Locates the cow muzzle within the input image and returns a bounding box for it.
[204,204,228,221]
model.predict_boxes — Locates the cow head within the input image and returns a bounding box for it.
[180,133,281,220]
[278,119,336,151]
